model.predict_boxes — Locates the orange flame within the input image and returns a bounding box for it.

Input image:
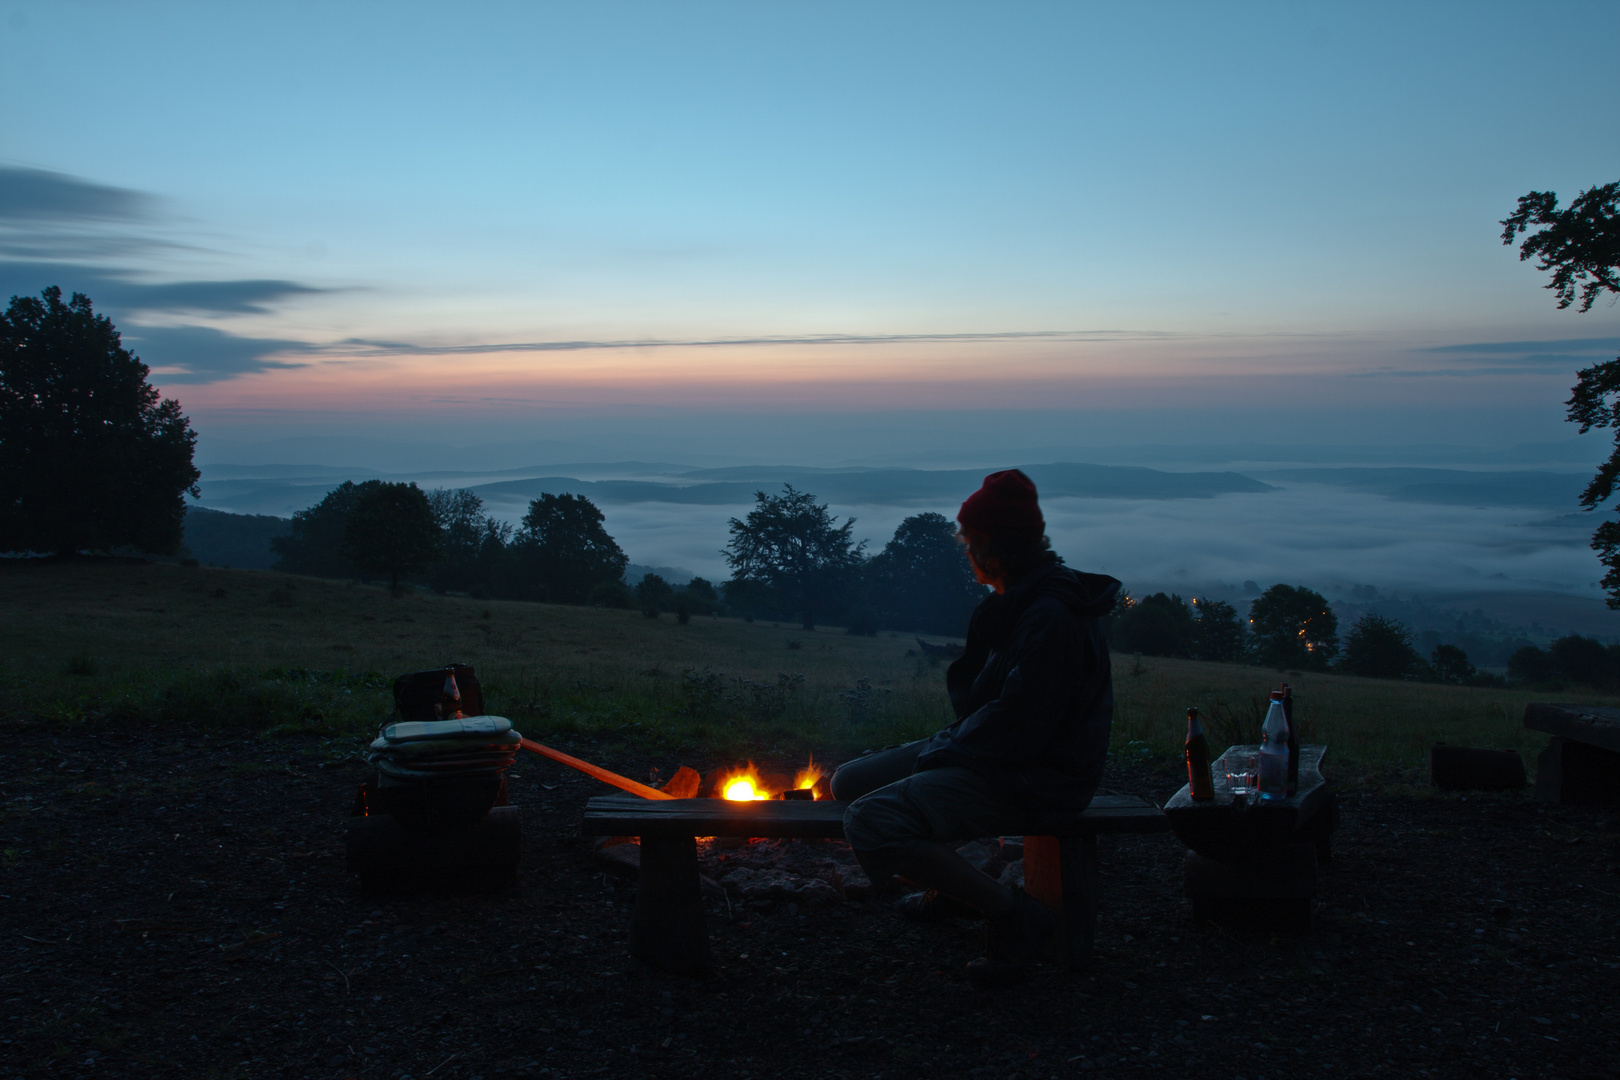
[722,769,767,801]
[794,756,822,795]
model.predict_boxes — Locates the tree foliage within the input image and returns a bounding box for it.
[864,512,984,635]
[1338,613,1423,680]
[1247,584,1338,669]
[723,485,865,630]
[1501,182,1620,313]
[272,480,380,577]
[0,287,199,555]
[1429,644,1477,685]
[340,481,444,593]
[1109,592,1244,662]
[1190,598,1245,662]
[512,493,628,604]
[1502,181,1620,605]
[425,487,511,594]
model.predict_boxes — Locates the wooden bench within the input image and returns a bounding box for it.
[581,794,1169,977]
[1524,703,1620,807]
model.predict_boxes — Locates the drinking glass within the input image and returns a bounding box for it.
[1224,752,1258,796]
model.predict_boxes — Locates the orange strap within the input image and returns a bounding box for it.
[518,737,675,800]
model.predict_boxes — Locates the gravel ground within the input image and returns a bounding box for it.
[3,717,1619,1080]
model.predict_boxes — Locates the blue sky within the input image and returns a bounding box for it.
[2,0,1618,461]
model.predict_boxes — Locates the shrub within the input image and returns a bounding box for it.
[1339,614,1424,680]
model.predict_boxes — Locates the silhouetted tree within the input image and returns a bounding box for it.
[272,480,382,577]
[0,287,200,555]
[864,512,985,635]
[1502,182,1620,604]
[1339,614,1424,680]
[340,481,444,593]
[1111,592,1195,657]
[1429,644,1477,685]
[1190,598,1245,662]
[511,493,627,604]
[1548,634,1617,687]
[426,487,512,594]
[1507,644,1560,687]
[723,485,865,630]
[636,572,675,616]
[1248,584,1338,670]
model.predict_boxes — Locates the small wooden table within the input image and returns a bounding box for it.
[1162,745,1335,926]
[581,794,1168,976]
[1524,704,1620,807]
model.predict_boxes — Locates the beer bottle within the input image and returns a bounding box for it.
[440,669,464,720]
[1185,707,1215,801]
[1282,683,1299,795]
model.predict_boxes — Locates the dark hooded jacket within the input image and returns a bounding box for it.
[914,559,1120,811]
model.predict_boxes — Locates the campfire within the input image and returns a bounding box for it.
[715,758,825,801]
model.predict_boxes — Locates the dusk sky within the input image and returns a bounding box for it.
[3,1,1619,464]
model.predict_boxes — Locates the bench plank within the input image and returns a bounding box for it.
[1524,703,1620,754]
[582,793,1168,838]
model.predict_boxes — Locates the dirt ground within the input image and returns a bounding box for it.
[4,717,1618,1080]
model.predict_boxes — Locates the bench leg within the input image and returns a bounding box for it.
[630,836,713,977]
[1022,834,1098,972]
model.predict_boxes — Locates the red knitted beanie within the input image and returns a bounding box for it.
[957,469,1044,540]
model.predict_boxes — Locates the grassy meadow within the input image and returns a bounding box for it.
[3,560,1612,783]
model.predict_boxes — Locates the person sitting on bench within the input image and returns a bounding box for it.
[831,469,1120,985]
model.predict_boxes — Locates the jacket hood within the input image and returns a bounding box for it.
[1030,564,1122,618]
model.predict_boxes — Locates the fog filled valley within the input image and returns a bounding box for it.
[183,441,1620,660]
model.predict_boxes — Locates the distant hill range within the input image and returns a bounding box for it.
[467,463,1274,509]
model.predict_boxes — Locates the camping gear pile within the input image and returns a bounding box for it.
[366,665,521,830]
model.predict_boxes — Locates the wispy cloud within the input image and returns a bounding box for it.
[1353,337,1620,378]
[0,167,333,382]
[0,166,152,223]
[122,324,316,383]
[0,262,329,316]
[330,328,1178,357]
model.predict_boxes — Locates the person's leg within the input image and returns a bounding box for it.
[841,765,1027,914]
[828,740,927,802]
[842,767,1057,983]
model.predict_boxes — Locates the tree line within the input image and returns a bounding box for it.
[271,481,984,635]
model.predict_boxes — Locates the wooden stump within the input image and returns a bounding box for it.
[630,836,713,977]
[346,805,520,892]
[1535,737,1620,807]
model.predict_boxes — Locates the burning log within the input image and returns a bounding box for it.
[660,765,703,798]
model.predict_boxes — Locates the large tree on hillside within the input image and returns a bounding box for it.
[340,481,444,593]
[0,287,199,555]
[511,493,627,604]
[1501,182,1620,604]
[724,485,865,630]
[1247,584,1338,670]
[272,480,382,577]
[864,512,984,635]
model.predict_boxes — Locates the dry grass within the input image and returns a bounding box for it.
[4,560,1613,777]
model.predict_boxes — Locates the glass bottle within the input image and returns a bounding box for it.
[1185,707,1215,800]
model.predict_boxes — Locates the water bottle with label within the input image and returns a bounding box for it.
[1258,691,1289,802]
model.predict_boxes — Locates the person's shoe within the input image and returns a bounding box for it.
[966,887,1057,987]
[896,889,984,922]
